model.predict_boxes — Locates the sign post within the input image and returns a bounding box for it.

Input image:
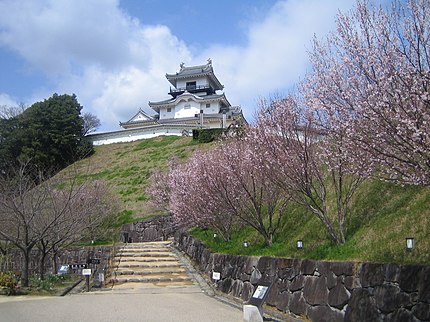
[82,268,92,292]
[243,282,272,322]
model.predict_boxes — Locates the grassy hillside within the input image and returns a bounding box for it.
[71,136,429,265]
[193,180,430,265]
[71,136,204,226]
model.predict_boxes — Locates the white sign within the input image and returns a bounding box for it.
[82,268,92,276]
[252,286,269,299]
[212,272,221,281]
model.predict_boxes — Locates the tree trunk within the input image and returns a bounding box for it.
[52,252,58,275]
[21,251,30,287]
[39,252,47,280]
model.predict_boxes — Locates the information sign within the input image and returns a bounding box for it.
[212,272,221,281]
[248,282,272,307]
[82,268,92,276]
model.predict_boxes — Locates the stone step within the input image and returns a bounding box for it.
[113,257,177,263]
[113,267,187,275]
[105,241,196,290]
[115,262,182,268]
[119,248,169,253]
[120,242,171,248]
[110,274,192,284]
[116,252,175,258]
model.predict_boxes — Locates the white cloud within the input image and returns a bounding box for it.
[0,0,192,131]
[0,93,18,107]
[196,0,356,121]
[0,0,361,131]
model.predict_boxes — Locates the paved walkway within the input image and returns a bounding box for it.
[0,241,243,321]
[0,290,243,321]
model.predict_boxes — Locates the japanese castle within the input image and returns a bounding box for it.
[89,60,245,145]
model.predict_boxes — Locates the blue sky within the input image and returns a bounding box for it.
[0,0,387,132]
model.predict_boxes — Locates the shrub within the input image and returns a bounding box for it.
[0,272,17,295]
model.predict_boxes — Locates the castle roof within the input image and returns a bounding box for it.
[165,60,224,91]
[149,92,231,113]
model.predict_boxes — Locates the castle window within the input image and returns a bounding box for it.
[167,107,172,112]
[186,81,196,90]
[206,103,211,108]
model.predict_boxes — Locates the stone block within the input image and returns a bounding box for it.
[240,272,251,282]
[307,305,344,322]
[345,289,379,322]
[244,256,259,275]
[278,278,289,292]
[399,265,422,293]
[278,267,296,280]
[242,282,254,302]
[289,275,305,292]
[328,283,350,309]
[418,266,430,303]
[266,280,280,306]
[330,261,354,276]
[277,258,294,270]
[303,276,328,305]
[250,268,262,284]
[229,279,244,298]
[326,271,338,289]
[412,303,430,321]
[360,263,385,287]
[143,227,158,241]
[386,308,417,322]
[275,291,290,312]
[289,292,307,316]
[257,257,277,278]
[384,263,400,282]
[316,261,331,277]
[220,277,233,293]
[374,284,410,314]
[343,276,356,290]
[301,259,316,275]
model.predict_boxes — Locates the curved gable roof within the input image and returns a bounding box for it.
[165,61,223,91]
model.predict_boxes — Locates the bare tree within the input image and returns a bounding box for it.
[0,103,26,119]
[0,161,118,284]
[82,112,101,135]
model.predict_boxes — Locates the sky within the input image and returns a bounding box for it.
[0,0,388,132]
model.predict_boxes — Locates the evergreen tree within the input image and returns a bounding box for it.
[0,93,94,178]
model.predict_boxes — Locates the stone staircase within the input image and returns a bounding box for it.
[107,241,195,288]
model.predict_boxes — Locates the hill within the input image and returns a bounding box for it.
[72,136,429,265]
[72,135,204,228]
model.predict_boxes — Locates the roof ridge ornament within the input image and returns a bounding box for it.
[207,58,212,66]
[180,62,185,70]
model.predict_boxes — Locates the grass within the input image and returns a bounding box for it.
[190,181,430,265]
[71,136,204,219]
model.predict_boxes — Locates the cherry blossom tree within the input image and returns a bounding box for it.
[253,94,363,244]
[169,140,290,246]
[305,0,430,185]
[168,149,239,242]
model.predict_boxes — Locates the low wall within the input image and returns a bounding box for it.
[120,215,176,243]
[0,246,114,287]
[175,233,430,322]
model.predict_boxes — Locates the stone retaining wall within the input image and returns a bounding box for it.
[120,215,176,243]
[175,233,430,321]
[0,246,114,287]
